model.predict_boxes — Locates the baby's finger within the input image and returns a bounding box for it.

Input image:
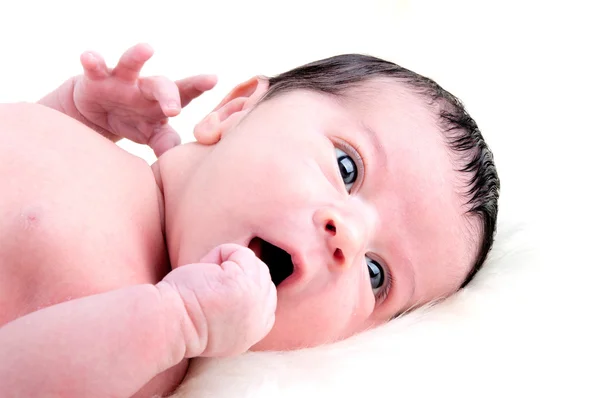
[148,124,181,157]
[139,76,182,117]
[177,75,218,108]
[113,43,154,83]
[80,51,109,80]
[227,247,264,276]
[199,244,255,267]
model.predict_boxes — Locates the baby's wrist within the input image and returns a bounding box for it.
[155,281,209,360]
[38,76,112,138]
[39,77,80,118]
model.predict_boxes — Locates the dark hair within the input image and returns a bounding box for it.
[263,54,500,288]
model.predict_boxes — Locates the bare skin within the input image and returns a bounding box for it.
[0,103,187,397]
[0,103,275,397]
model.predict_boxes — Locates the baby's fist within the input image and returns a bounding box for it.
[157,244,276,357]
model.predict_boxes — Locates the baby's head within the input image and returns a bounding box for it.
[158,54,499,350]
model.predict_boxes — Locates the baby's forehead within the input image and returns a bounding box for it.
[336,78,428,107]
[263,79,436,133]
[264,76,425,108]
[257,79,443,163]
[339,80,440,137]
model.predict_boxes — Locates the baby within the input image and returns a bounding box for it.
[0,43,499,397]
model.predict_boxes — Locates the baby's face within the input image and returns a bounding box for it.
[165,80,475,350]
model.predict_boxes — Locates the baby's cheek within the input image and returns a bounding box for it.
[326,269,379,337]
[303,275,373,338]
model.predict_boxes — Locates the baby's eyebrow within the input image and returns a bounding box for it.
[360,122,388,167]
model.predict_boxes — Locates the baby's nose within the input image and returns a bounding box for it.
[313,207,366,270]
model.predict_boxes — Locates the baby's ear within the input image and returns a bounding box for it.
[193,76,269,145]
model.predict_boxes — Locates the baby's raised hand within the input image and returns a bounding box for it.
[157,244,277,358]
[73,43,217,156]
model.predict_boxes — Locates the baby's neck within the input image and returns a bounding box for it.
[152,143,212,271]
[151,144,199,274]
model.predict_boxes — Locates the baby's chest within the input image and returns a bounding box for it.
[0,134,167,325]
[0,181,167,325]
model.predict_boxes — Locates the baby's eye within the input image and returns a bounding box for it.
[335,148,357,192]
[367,256,385,293]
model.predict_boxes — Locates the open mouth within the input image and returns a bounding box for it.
[248,237,294,286]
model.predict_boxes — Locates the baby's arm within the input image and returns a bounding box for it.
[0,244,275,398]
[0,285,181,398]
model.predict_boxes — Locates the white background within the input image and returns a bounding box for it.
[0,0,598,395]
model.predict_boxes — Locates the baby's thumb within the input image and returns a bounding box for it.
[150,127,181,157]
